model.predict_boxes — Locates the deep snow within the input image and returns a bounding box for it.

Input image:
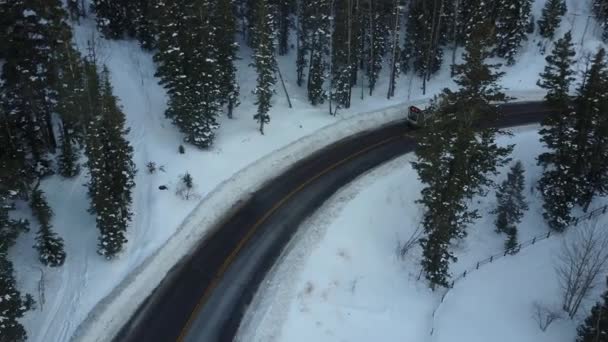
[9,0,608,341]
[237,127,608,342]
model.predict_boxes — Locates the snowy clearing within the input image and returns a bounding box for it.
[237,127,608,342]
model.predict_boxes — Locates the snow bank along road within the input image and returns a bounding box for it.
[114,102,552,342]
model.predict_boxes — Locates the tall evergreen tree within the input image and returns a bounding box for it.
[366,0,389,96]
[494,0,533,65]
[215,0,241,118]
[0,191,32,342]
[572,48,608,211]
[493,161,528,251]
[30,188,66,267]
[304,0,331,105]
[414,30,512,289]
[576,279,608,342]
[386,0,402,99]
[331,0,355,111]
[538,0,567,40]
[536,32,577,231]
[92,0,158,48]
[85,65,136,259]
[251,0,277,135]
[1,0,76,175]
[594,0,608,41]
[404,0,444,87]
[155,0,220,148]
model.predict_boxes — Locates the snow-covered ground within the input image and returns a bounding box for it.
[10,0,608,341]
[237,127,608,342]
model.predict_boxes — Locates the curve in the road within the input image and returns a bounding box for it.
[115,101,552,342]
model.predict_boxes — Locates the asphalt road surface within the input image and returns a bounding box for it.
[114,101,552,342]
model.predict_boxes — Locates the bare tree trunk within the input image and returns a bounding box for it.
[276,60,292,108]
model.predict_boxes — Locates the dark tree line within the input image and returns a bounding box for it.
[0,2,135,339]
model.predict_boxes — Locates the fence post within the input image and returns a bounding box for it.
[532,237,536,245]
[604,206,607,214]
[463,270,467,278]
[490,256,494,263]
[547,231,551,238]
[450,280,454,288]
[476,262,480,270]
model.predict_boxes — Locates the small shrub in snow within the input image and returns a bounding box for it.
[176,172,197,200]
[532,301,562,332]
[179,145,185,154]
[146,162,157,174]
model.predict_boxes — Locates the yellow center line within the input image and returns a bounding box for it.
[176,133,407,342]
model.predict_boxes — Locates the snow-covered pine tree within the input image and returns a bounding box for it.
[576,279,608,342]
[404,0,444,92]
[572,48,608,211]
[0,191,32,342]
[215,0,241,119]
[536,32,577,232]
[251,0,277,135]
[305,0,331,105]
[85,65,136,259]
[0,256,34,342]
[30,188,66,267]
[414,25,512,289]
[155,0,220,148]
[538,0,567,40]
[367,0,389,96]
[295,0,309,87]
[1,0,76,176]
[493,161,528,251]
[92,0,157,49]
[56,42,87,178]
[331,0,355,111]
[494,0,533,65]
[594,0,608,41]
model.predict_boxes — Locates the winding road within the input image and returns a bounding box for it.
[114,101,552,342]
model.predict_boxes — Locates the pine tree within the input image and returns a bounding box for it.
[273,0,293,56]
[576,279,608,342]
[572,48,608,211]
[494,0,533,65]
[305,0,331,105]
[85,65,136,259]
[0,191,32,342]
[493,161,528,251]
[30,188,66,267]
[215,0,241,118]
[155,0,220,148]
[537,32,577,231]
[538,0,567,40]
[56,43,87,178]
[1,0,76,175]
[330,0,357,111]
[594,0,608,41]
[252,0,276,135]
[295,0,309,87]
[92,0,158,49]
[414,30,512,289]
[366,0,388,96]
[404,0,444,90]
